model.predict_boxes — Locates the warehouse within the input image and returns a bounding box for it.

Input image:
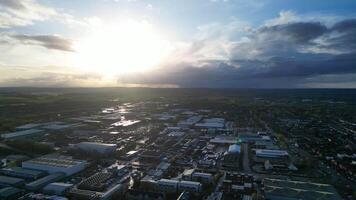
[26,172,65,191]
[0,187,23,200]
[1,129,44,140]
[178,181,202,193]
[43,182,73,195]
[255,150,289,158]
[157,179,178,193]
[0,167,46,180]
[210,136,237,144]
[157,179,202,193]
[78,172,113,192]
[192,172,213,183]
[0,175,25,187]
[228,144,241,154]
[75,142,117,154]
[195,118,225,129]
[263,178,342,200]
[22,154,87,176]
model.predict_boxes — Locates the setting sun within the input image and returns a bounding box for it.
[73,19,171,75]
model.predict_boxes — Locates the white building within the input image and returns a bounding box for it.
[228,144,241,154]
[255,149,288,158]
[75,142,117,154]
[22,154,87,176]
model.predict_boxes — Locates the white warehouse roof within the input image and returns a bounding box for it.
[1,129,44,139]
[75,142,117,154]
[255,149,288,158]
[228,144,241,154]
[22,154,87,176]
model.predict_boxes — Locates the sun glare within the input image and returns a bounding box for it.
[73,19,171,75]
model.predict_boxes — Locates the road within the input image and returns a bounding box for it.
[214,171,226,192]
[242,143,252,173]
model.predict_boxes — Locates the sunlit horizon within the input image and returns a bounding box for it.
[0,0,356,88]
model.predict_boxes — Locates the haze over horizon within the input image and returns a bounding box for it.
[1,0,356,88]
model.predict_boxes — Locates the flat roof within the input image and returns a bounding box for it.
[26,173,65,188]
[23,155,86,169]
[126,150,138,155]
[158,179,178,184]
[16,123,41,130]
[0,167,45,176]
[195,122,225,128]
[46,182,73,187]
[78,142,117,147]
[0,175,24,184]
[1,129,44,139]
[256,149,288,155]
[264,178,342,200]
[179,180,201,186]
[0,187,22,197]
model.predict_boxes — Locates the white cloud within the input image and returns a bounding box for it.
[0,0,87,28]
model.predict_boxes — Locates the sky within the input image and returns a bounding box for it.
[0,0,356,88]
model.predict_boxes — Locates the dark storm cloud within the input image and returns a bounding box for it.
[259,22,327,44]
[12,34,74,52]
[332,19,356,32]
[119,18,356,88]
[321,19,356,52]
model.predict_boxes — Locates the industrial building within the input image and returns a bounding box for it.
[1,129,44,140]
[25,172,65,191]
[75,142,117,154]
[222,172,254,197]
[16,123,42,130]
[0,187,23,200]
[0,167,46,180]
[177,116,202,128]
[195,118,225,129]
[78,172,113,192]
[22,154,87,176]
[0,175,25,187]
[157,179,202,193]
[210,136,237,144]
[228,144,241,154]
[43,182,73,195]
[182,169,213,183]
[192,172,213,183]
[69,171,126,200]
[263,178,343,200]
[239,133,271,143]
[178,181,202,193]
[157,179,178,193]
[255,149,289,158]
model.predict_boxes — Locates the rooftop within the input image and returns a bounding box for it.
[0,187,22,197]
[23,155,86,169]
[264,178,343,200]
[0,175,24,185]
[0,167,46,177]
[1,129,44,139]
